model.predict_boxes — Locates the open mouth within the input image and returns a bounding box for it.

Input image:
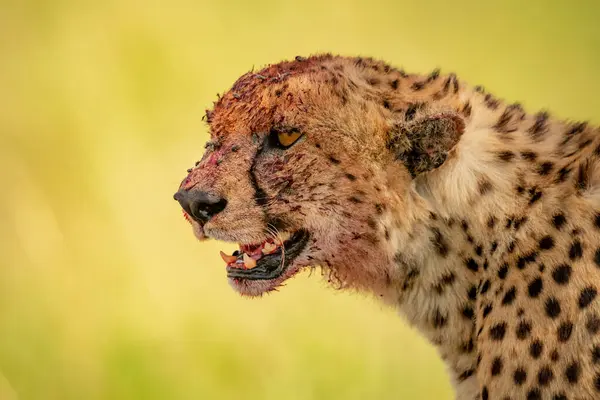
[220,229,310,281]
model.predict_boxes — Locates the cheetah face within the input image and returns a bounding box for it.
[174,108,398,297]
[173,56,459,297]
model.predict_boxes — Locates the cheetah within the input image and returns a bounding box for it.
[174,54,600,399]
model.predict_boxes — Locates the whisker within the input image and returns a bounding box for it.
[265,223,286,272]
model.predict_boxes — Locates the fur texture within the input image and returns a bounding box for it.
[176,54,600,399]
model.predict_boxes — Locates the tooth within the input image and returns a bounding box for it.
[276,232,291,244]
[243,253,257,269]
[220,251,237,264]
[262,242,277,254]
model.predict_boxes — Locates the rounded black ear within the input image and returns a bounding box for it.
[387,110,465,177]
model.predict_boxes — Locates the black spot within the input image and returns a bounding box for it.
[480,280,490,294]
[587,314,600,334]
[458,338,474,354]
[508,241,516,253]
[550,350,560,362]
[528,111,549,139]
[434,272,455,294]
[411,81,425,91]
[481,387,488,400]
[530,340,543,359]
[556,166,571,183]
[497,150,515,162]
[579,286,597,308]
[514,216,528,230]
[461,220,469,231]
[431,228,449,257]
[538,366,554,386]
[348,196,362,204]
[382,100,391,109]
[475,245,483,256]
[484,93,499,109]
[483,304,493,318]
[478,180,493,195]
[529,189,543,205]
[390,79,399,89]
[490,241,498,254]
[495,108,515,132]
[528,278,543,298]
[505,218,513,229]
[521,151,537,161]
[490,322,507,340]
[498,263,509,280]
[595,213,600,229]
[568,240,583,260]
[465,258,479,272]
[432,309,447,328]
[517,252,538,269]
[545,297,561,319]
[502,286,517,305]
[580,138,593,149]
[516,321,531,339]
[594,248,600,267]
[462,306,474,320]
[539,236,555,250]
[595,374,600,392]
[405,104,419,121]
[487,216,496,229]
[553,393,567,400]
[552,264,572,285]
[557,321,573,342]
[329,156,341,165]
[565,361,580,384]
[345,173,356,181]
[592,346,600,364]
[468,285,477,300]
[462,101,472,117]
[527,388,542,400]
[538,161,554,175]
[576,162,589,192]
[566,121,587,135]
[458,368,474,381]
[513,368,527,385]
[491,357,503,376]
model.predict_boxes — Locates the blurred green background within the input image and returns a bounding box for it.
[1,0,599,399]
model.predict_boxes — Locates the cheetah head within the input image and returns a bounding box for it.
[174,55,463,297]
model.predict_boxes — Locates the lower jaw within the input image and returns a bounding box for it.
[227,264,302,296]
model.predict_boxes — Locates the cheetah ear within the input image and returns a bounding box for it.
[387,111,465,177]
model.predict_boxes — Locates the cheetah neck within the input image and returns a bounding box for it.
[378,81,600,388]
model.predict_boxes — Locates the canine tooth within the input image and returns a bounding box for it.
[243,253,257,269]
[220,251,237,264]
[277,232,291,243]
[262,242,277,254]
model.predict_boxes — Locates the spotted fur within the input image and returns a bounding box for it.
[176,54,600,399]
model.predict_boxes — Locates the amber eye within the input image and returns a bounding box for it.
[271,128,303,148]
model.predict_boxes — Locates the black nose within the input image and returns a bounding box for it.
[173,190,227,224]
